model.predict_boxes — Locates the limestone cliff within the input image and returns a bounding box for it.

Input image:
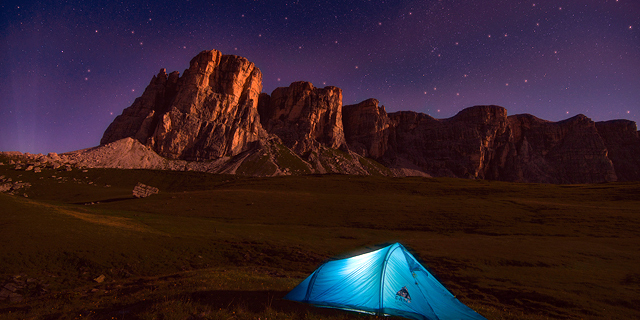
[101,50,266,160]
[97,49,640,182]
[385,105,510,179]
[501,114,617,183]
[342,99,393,159]
[595,120,640,181]
[258,81,346,154]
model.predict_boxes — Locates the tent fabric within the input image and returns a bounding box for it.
[284,243,486,320]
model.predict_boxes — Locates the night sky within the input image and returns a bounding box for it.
[2,0,639,154]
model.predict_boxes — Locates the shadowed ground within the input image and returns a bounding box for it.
[1,156,639,319]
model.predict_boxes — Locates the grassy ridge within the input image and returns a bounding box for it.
[1,160,639,319]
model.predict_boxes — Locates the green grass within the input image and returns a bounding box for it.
[1,158,639,319]
[274,143,312,174]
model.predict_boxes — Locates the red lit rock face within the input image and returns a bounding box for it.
[102,50,265,160]
[99,49,640,182]
[258,81,346,154]
[342,98,393,159]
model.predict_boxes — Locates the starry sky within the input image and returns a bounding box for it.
[1,0,639,154]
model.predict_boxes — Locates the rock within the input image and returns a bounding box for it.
[93,274,106,283]
[258,81,346,154]
[101,68,180,145]
[384,106,510,179]
[343,98,393,158]
[34,167,42,173]
[3,282,19,292]
[500,114,616,183]
[102,50,266,161]
[47,152,60,161]
[133,183,159,198]
[595,120,640,181]
[88,49,640,182]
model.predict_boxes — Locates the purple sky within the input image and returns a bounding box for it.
[1,0,639,154]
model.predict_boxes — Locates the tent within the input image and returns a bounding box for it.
[284,243,486,320]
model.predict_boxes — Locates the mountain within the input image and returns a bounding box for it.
[91,49,640,183]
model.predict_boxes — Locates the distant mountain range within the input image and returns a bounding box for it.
[80,49,640,183]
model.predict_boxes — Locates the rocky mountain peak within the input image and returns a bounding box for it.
[96,49,640,182]
[258,81,346,153]
[101,49,265,160]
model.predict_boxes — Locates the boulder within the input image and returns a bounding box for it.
[133,182,159,198]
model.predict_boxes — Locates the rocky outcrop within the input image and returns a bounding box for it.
[101,50,266,160]
[92,49,640,183]
[595,120,640,181]
[133,183,159,198]
[101,68,180,145]
[501,114,617,183]
[385,106,510,179]
[341,103,626,183]
[342,99,393,159]
[258,81,346,154]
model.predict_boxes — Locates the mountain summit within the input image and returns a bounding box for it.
[94,49,640,183]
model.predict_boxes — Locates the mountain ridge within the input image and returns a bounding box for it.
[80,49,640,182]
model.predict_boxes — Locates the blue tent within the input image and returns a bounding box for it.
[285,243,486,320]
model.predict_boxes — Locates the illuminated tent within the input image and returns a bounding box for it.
[284,243,486,320]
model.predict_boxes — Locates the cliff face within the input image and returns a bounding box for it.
[258,81,346,154]
[595,120,640,181]
[386,105,510,179]
[101,69,180,145]
[101,50,265,160]
[501,114,617,183]
[342,99,393,159]
[99,49,640,182]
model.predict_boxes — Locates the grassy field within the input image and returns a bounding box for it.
[1,156,639,319]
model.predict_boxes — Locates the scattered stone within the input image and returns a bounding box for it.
[14,165,22,170]
[94,274,106,283]
[82,169,88,173]
[48,152,60,161]
[34,167,42,173]
[133,183,159,198]
[65,165,73,171]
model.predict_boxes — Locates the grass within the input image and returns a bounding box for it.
[1,155,639,319]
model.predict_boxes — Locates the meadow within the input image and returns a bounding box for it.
[1,155,639,319]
